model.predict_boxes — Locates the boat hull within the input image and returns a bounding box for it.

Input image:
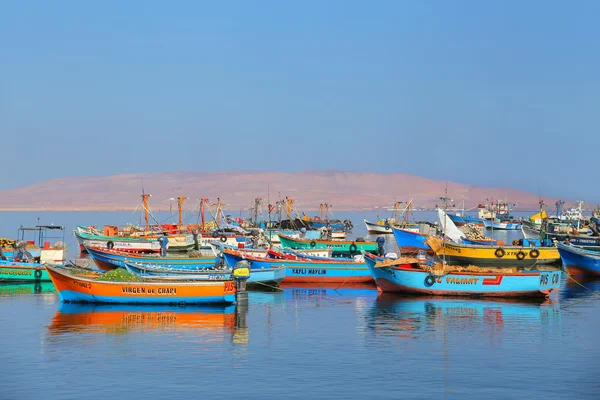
[557,243,600,276]
[222,250,373,284]
[364,254,561,297]
[75,231,161,254]
[46,265,236,304]
[85,246,217,271]
[391,227,432,255]
[432,243,560,267]
[0,261,51,282]
[278,234,378,254]
[483,219,522,230]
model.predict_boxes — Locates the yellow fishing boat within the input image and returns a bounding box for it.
[426,237,560,267]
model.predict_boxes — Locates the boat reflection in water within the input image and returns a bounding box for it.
[0,282,56,296]
[47,302,249,343]
[280,283,378,300]
[368,293,561,339]
[561,276,600,301]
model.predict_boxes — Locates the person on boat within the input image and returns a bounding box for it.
[326,223,332,240]
[0,247,6,260]
[157,232,169,257]
[13,241,33,262]
[376,236,385,256]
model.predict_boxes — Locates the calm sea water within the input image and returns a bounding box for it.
[1,211,599,399]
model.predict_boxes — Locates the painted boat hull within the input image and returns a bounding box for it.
[391,227,432,255]
[557,243,600,276]
[364,253,561,297]
[431,243,560,267]
[278,234,378,254]
[75,231,161,253]
[483,219,522,230]
[222,250,373,284]
[124,262,285,287]
[0,260,51,282]
[46,265,236,304]
[447,214,484,227]
[85,246,217,271]
[364,219,420,234]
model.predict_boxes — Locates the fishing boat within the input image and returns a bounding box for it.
[0,260,51,282]
[364,252,561,297]
[46,264,237,304]
[123,262,286,288]
[364,201,421,234]
[222,248,373,284]
[556,242,600,276]
[209,241,332,258]
[75,230,162,253]
[1,225,67,264]
[278,234,378,255]
[391,226,438,255]
[482,218,522,230]
[425,237,560,267]
[84,245,217,271]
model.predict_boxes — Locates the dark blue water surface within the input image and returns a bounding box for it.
[0,211,599,399]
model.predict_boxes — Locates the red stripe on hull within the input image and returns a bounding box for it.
[374,278,551,297]
[399,247,435,256]
[565,265,600,277]
[282,276,374,284]
[482,276,503,285]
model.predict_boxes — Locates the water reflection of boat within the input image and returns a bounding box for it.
[561,276,600,301]
[47,303,237,335]
[280,283,378,302]
[0,282,56,296]
[368,294,560,337]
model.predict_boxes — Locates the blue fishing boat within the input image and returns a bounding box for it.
[482,219,522,230]
[391,227,433,254]
[364,252,562,297]
[123,262,286,288]
[556,242,600,276]
[222,248,373,284]
[85,246,217,271]
[447,213,483,227]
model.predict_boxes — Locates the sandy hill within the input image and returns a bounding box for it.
[0,170,558,211]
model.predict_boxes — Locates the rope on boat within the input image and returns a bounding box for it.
[251,280,283,291]
[563,270,600,298]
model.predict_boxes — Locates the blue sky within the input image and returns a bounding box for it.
[1,1,598,200]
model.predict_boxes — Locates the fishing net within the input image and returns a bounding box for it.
[97,268,142,282]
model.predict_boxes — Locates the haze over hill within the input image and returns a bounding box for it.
[0,170,566,212]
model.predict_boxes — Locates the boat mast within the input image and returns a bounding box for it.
[177,197,187,228]
[319,203,324,220]
[325,203,330,221]
[141,193,151,231]
[439,184,452,264]
[200,198,209,232]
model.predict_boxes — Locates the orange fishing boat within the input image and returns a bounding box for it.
[46,265,236,305]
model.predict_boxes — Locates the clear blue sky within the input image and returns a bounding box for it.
[1,1,598,200]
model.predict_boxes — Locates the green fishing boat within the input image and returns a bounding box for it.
[0,261,51,282]
[277,234,379,254]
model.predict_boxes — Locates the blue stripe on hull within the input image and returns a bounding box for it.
[57,290,235,304]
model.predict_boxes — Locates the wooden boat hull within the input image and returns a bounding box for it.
[85,246,217,271]
[391,227,433,255]
[364,253,561,297]
[278,234,377,254]
[124,262,286,287]
[75,231,161,253]
[483,219,522,230]
[557,243,600,276]
[431,243,560,267]
[0,260,51,282]
[46,265,236,304]
[222,249,373,284]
